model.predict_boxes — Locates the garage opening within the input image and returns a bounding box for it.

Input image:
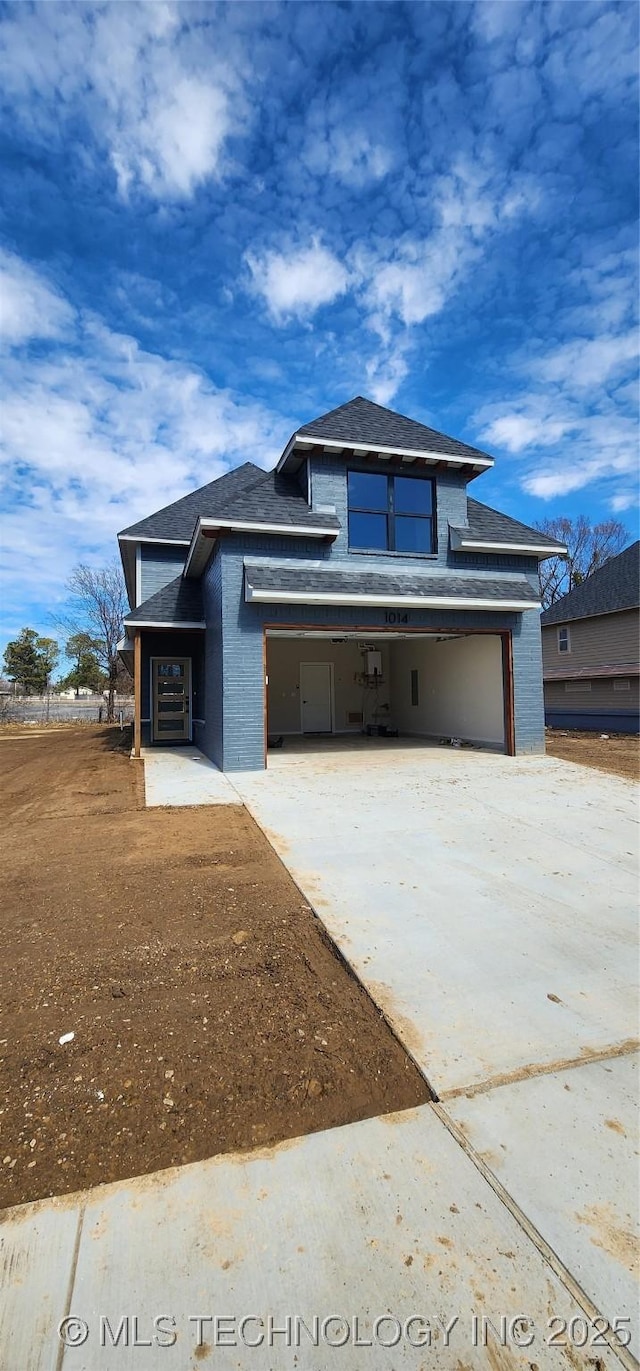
[265,630,511,758]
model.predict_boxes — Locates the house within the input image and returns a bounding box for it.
[541,540,640,734]
[117,396,566,770]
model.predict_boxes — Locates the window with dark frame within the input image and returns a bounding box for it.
[557,626,570,653]
[347,471,435,554]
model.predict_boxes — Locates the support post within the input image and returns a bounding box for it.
[133,629,142,759]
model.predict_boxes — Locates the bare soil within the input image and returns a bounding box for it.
[0,728,429,1209]
[545,729,639,781]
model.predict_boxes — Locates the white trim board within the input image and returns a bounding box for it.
[184,516,338,577]
[277,433,494,473]
[246,587,540,612]
[125,620,205,629]
[450,532,567,557]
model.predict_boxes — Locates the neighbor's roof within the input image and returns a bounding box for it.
[543,662,639,682]
[451,500,567,553]
[293,395,493,465]
[244,560,540,610]
[541,541,640,626]
[119,463,339,542]
[125,576,204,627]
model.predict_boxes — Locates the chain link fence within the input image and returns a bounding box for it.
[0,693,134,726]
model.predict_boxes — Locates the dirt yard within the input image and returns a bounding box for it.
[0,728,429,1209]
[545,729,639,780]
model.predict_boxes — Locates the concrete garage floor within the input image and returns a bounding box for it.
[234,747,639,1357]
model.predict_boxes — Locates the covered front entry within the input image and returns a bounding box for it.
[151,657,191,742]
[266,628,513,757]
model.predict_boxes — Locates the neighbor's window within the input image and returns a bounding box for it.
[410,668,419,707]
[347,471,435,553]
[557,626,570,653]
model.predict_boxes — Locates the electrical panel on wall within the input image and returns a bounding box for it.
[365,650,383,678]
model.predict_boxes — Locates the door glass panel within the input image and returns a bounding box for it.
[348,511,388,549]
[158,663,184,677]
[157,719,183,731]
[157,700,184,713]
[158,682,185,695]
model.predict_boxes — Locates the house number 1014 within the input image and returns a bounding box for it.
[384,611,409,624]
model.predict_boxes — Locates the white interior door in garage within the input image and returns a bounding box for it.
[300,662,333,733]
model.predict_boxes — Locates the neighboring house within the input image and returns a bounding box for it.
[117,396,565,770]
[541,540,640,734]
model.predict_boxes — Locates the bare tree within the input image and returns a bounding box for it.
[536,516,629,610]
[59,562,128,722]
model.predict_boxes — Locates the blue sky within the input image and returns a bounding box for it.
[1,0,638,658]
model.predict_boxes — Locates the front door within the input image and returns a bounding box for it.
[152,658,191,742]
[300,662,333,733]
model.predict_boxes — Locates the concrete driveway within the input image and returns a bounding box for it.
[234,743,639,1356]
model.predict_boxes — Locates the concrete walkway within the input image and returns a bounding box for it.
[0,1105,633,1369]
[142,747,241,807]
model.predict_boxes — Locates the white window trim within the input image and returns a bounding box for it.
[557,625,571,653]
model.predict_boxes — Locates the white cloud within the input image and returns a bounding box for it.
[245,239,350,322]
[0,258,290,630]
[531,330,639,390]
[479,411,574,454]
[609,490,638,513]
[0,250,74,346]
[0,3,240,199]
[360,161,540,330]
[304,126,393,187]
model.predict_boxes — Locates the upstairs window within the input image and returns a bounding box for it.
[557,626,571,653]
[347,472,435,553]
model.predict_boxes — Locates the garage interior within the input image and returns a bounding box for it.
[266,629,509,756]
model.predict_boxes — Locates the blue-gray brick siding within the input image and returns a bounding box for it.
[140,546,186,602]
[194,532,545,770]
[200,548,224,766]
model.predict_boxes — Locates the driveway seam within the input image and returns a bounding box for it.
[55,1201,86,1371]
[441,1040,640,1100]
[429,1101,633,1371]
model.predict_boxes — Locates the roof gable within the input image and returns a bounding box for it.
[294,395,493,465]
[540,541,640,625]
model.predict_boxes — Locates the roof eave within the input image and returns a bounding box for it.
[123,619,206,630]
[183,516,339,579]
[450,529,568,559]
[245,585,540,612]
[276,432,494,477]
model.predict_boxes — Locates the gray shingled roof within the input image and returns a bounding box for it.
[125,576,204,625]
[541,541,640,626]
[203,470,340,531]
[244,562,540,605]
[119,463,339,541]
[119,462,265,540]
[453,500,567,551]
[297,396,493,464]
